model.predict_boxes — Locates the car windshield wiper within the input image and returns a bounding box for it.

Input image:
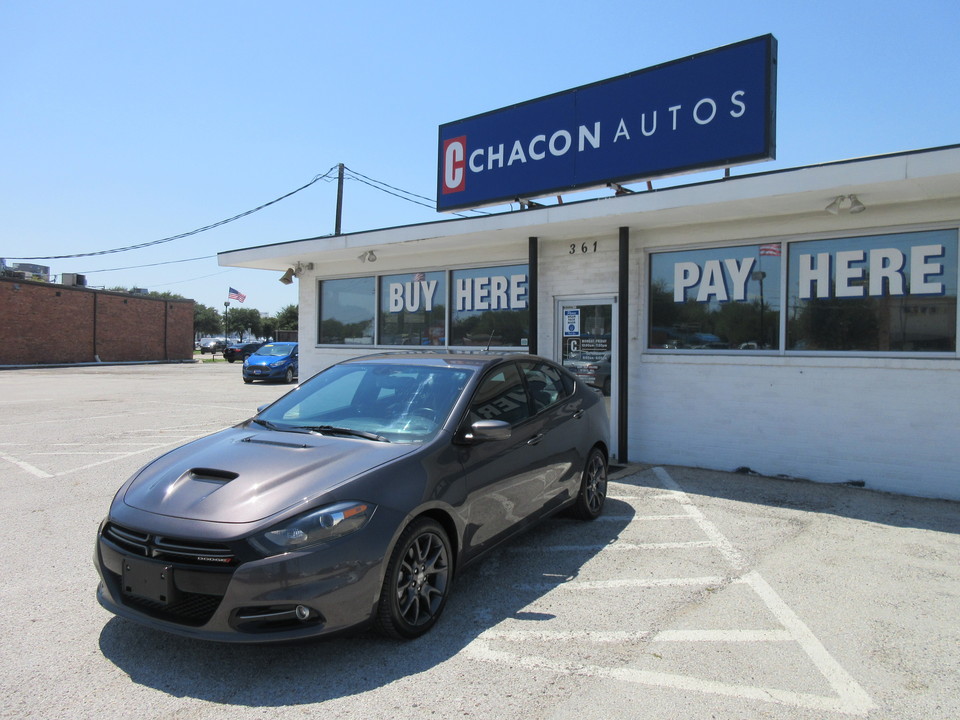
[302,425,391,443]
[250,417,305,433]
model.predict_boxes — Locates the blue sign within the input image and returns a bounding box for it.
[438,35,777,212]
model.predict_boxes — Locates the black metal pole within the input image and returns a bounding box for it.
[335,163,345,235]
[528,237,538,355]
[618,226,630,462]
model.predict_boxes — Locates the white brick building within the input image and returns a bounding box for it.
[220,145,960,501]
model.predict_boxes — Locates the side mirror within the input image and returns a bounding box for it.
[464,419,512,443]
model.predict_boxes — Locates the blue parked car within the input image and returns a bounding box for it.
[242,342,298,384]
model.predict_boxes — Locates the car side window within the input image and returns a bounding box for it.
[519,361,567,413]
[468,363,530,426]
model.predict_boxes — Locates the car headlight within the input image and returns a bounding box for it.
[269,359,286,367]
[249,501,375,555]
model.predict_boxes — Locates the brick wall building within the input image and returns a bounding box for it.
[0,277,194,365]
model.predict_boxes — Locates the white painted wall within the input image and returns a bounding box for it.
[623,207,960,501]
[632,354,958,500]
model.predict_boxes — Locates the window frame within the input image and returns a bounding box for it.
[645,223,960,359]
[315,263,530,350]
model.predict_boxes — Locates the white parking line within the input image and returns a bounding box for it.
[464,467,876,716]
[593,513,692,521]
[466,644,871,716]
[516,576,727,591]
[478,628,796,643]
[0,451,53,479]
[507,540,718,552]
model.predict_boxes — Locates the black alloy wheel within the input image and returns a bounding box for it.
[572,447,607,520]
[376,517,452,639]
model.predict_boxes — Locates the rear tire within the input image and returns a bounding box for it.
[375,517,452,639]
[571,448,607,520]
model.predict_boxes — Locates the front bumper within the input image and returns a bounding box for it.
[242,364,290,380]
[94,511,399,643]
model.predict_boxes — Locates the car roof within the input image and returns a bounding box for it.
[340,351,549,371]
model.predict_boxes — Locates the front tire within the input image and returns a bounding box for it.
[375,517,452,639]
[571,448,607,520]
[243,377,253,384]
[284,367,295,383]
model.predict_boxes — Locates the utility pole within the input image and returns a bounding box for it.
[334,162,344,235]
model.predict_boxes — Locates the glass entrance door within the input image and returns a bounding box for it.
[557,297,618,459]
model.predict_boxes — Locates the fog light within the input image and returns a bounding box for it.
[295,605,311,621]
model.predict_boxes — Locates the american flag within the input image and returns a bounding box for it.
[759,243,782,257]
[413,272,426,282]
[228,287,246,303]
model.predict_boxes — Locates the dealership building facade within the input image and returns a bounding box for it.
[220,144,960,501]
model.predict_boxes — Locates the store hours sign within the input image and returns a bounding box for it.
[437,35,777,211]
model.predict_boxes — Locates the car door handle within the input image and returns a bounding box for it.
[572,410,584,419]
[526,433,545,446]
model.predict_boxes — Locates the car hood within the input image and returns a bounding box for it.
[246,356,292,366]
[121,425,418,523]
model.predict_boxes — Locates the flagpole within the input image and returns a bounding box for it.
[224,301,230,352]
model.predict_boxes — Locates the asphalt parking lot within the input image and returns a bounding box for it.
[1,362,958,719]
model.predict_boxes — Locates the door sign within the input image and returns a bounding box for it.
[563,309,581,337]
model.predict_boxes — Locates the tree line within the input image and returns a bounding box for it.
[107,288,297,341]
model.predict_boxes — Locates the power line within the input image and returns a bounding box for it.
[11,163,489,269]
[343,165,491,217]
[9,166,340,261]
[79,254,215,274]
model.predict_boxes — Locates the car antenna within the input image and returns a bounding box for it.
[484,327,495,352]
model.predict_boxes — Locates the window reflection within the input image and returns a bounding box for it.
[379,271,446,346]
[649,244,781,350]
[450,264,529,347]
[786,230,958,351]
[318,277,375,345]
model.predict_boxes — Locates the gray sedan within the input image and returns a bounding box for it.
[95,352,610,642]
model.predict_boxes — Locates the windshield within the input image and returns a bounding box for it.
[257,362,475,443]
[254,344,296,357]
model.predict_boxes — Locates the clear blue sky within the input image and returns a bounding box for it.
[3,1,958,314]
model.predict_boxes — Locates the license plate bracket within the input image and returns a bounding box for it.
[121,556,179,605]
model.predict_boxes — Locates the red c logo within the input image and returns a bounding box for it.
[442,136,466,194]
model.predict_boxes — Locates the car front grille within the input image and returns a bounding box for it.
[104,523,236,566]
[102,522,237,627]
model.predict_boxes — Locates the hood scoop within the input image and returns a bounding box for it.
[188,467,239,483]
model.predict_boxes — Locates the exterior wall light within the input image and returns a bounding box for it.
[278,262,314,284]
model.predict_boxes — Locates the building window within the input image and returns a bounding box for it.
[378,271,447,346]
[318,277,375,345]
[449,264,529,347]
[648,244,782,350]
[786,229,958,352]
